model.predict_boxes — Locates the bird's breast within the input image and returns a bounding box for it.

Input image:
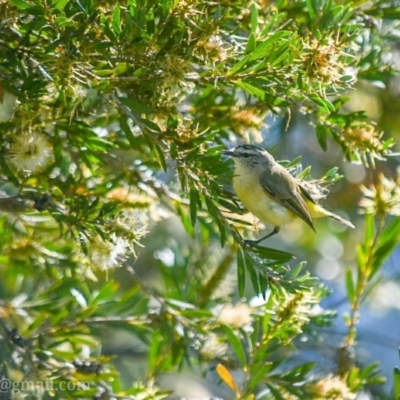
[232,169,295,227]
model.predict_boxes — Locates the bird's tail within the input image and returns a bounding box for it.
[327,211,355,228]
[308,203,355,228]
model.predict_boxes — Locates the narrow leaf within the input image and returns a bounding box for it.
[246,33,256,53]
[189,187,198,227]
[120,116,138,149]
[245,253,261,294]
[119,97,155,115]
[247,362,273,391]
[148,331,162,373]
[153,142,167,171]
[394,366,400,398]
[216,364,240,394]
[248,31,290,62]
[175,203,195,237]
[364,213,375,244]
[224,325,247,366]
[204,196,226,246]
[112,5,121,35]
[237,249,246,297]
[345,269,355,303]
[306,0,316,19]
[316,124,328,151]
[228,55,250,75]
[234,80,266,101]
[53,0,69,10]
[250,245,294,263]
[250,3,258,33]
[10,0,32,9]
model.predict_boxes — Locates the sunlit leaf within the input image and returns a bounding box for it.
[216,364,240,394]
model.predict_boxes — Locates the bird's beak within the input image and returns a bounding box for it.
[222,149,237,157]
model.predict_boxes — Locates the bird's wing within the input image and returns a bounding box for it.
[259,169,316,232]
[298,182,317,204]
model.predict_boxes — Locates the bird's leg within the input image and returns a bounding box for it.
[243,227,280,248]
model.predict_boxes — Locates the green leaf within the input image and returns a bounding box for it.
[364,213,375,244]
[375,217,400,251]
[112,5,121,35]
[266,384,286,400]
[175,203,195,237]
[312,95,335,113]
[142,118,162,132]
[250,245,294,263]
[394,366,400,399]
[372,238,399,279]
[356,246,367,272]
[237,249,246,297]
[10,0,34,9]
[114,62,129,76]
[118,97,156,115]
[250,3,258,33]
[148,331,162,373]
[228,55,251,75]
[248,31,290,62]
[258,272,269,295]
[52,0,69,10]
[324,167,341,182]
[315,124,328,151]
[306,0,317,19]
[228,31,290,75]
[235,81,266,101]
[247,362,273,391]
[153,142,167,171]
[204,196,226,246]
[224,325,247,366]
[248,265,261,294]
[345,269,355,303]
[246,33,256,53]
[290,262,305,279]
[189,187,198,227]
[120,116,139,149]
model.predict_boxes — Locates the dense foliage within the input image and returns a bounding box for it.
[1,0,400,398]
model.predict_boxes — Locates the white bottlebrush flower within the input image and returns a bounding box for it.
[7,132,54,175]
[200,333,228,360]
[215,303,253,329]
[115,208,149,236]
[308,374,356,400]
[359,173,400,217]
[111,208,150,257]
[130,380,164,400]
[88,233,129,270]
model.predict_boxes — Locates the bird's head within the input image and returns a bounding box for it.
[222,145,273,169]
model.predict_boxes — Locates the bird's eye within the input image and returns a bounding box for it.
[241,153,251,158]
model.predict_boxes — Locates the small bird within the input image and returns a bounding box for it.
[222,145,354,246]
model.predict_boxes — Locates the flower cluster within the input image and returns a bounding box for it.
[229,106,267,142]
[86,233,129,271]
[7,132,54,175]
[302,36,345,85]
[194,34,230,63]
[340,123,391,167]
[359,173,400,218]
[199,333,228,360]
[215,303,253,329]
[307,374,356,400]
[276,290,322,338]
